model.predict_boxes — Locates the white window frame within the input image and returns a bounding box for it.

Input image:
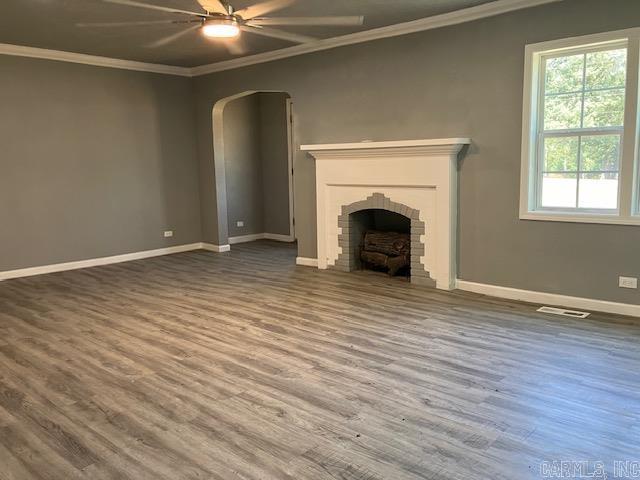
[520,28,640,225]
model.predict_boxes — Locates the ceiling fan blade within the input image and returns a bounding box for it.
[248,16,364,26]
[147,24,201,47]
[196,0,228,14]
[76,20,191,27]
[235,0,295,20]
[101,0,209,17]
[223,38,250,56]
[241,24,315,44]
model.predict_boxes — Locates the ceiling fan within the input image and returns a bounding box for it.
[78,0,364,54]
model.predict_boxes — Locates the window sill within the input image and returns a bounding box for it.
[520,211,640,226]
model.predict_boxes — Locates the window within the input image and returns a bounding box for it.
[520,29,640,225]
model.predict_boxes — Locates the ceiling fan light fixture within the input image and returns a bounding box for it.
[202,19,240,38]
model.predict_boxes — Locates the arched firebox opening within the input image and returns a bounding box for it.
[347,209,411,277]
[334,193,434,286]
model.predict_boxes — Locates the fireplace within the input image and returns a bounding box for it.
[347,207,410,276]
[301,138,470,289]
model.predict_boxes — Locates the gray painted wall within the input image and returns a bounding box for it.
[223,92,291,238]
[0,56,201,271]
[259,93,291,236]
[224,94,264,237]
[194,0,640,304]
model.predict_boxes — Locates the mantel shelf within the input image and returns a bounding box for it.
[301,138,471,159]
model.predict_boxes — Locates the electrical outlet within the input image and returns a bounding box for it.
[619,276,638,289]
[164,230,174,238]
[236,221,244,227]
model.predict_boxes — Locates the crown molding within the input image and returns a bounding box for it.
[0,43,192,77]
[0,0,562,77]
[190,0,562,76]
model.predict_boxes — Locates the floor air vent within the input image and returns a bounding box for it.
[537,306,590,318]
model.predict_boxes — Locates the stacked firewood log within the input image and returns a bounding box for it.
[360,230,410,276]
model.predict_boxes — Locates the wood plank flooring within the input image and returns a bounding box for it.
[0,240,639,479]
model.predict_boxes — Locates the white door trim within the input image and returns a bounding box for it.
[286,97,296,242]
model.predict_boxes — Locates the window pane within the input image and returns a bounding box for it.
[583,89,625,128]
[544,93,582,130]
[586,48,626,90]
[578,173,619,209]
[580,135,621,172]
[544,136,578,171]
[545,54,584,94]
[541,173,577,208]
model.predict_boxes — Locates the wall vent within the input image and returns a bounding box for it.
[537,306,590,318]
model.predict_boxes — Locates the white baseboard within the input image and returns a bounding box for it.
[0,242,233,281]
[229,233,295,245]
[0,243,203,281]
[7,247,632,318]
[264,233,295,242]
[455,280,640,318]
[296,257,319,267]
[201,242,231,253]
[228,233,265,244]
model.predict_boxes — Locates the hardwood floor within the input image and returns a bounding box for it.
[0,240,638,480]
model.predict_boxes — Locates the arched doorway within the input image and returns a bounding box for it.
[211,90,295,250]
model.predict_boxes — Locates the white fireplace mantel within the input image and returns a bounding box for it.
[302,138,470,290]
[301,138,470,158]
